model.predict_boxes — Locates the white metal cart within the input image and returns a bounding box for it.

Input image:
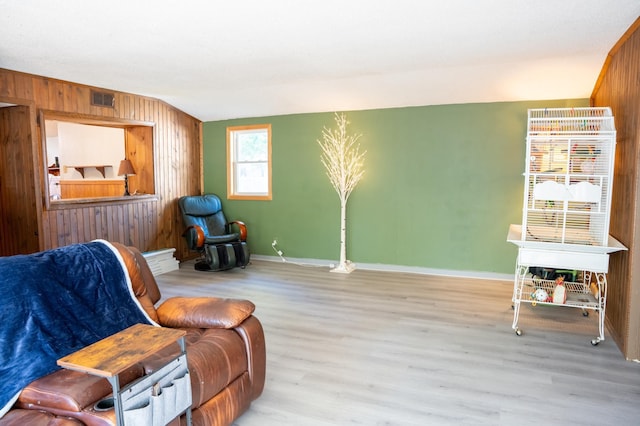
[508,224,625,345]
[509,107,626,344]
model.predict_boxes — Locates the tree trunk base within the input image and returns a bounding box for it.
[331,260,356,274]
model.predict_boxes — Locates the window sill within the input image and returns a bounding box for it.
[47,194,159,210]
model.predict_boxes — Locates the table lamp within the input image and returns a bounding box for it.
[118,159,136,196]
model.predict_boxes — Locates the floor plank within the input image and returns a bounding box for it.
[154,260,640,426]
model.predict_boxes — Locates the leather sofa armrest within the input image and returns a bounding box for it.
[0,409,84,425]
[156,297,255,329]
[17,365,143,413]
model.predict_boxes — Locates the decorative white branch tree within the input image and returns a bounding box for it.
[317,112,366,273]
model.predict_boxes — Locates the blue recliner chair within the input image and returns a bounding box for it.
[178,194,250,271]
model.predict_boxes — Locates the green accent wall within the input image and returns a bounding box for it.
[203,98,589,274]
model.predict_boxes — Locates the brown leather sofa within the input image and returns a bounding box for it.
[0,243,266,426]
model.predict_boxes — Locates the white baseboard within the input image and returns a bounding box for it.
[250,254,514,282]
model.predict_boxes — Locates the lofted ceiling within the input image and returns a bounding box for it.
[0,1,638,121]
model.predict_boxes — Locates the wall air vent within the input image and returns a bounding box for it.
[91,90,115,108]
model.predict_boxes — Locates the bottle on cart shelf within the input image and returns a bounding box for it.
[553,276,567,304]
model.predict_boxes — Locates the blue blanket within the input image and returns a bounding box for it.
[0,241,154,416]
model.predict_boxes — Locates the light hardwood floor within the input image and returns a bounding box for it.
[155,260,640,426]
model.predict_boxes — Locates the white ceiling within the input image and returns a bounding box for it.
[1,1,638,121]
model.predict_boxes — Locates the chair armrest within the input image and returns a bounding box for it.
[183,225,205,250]
[228,220,247,241]
[17,365,144,413]
[156,297,255,329]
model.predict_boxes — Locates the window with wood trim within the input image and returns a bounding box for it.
[227,124,272,200]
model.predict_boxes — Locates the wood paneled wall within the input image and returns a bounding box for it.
[0,68,202,259]
[591,17,640,360]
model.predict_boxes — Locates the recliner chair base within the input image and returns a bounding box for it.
[195,241,250,271]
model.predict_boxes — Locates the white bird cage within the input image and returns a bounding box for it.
[521,107,616,246]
